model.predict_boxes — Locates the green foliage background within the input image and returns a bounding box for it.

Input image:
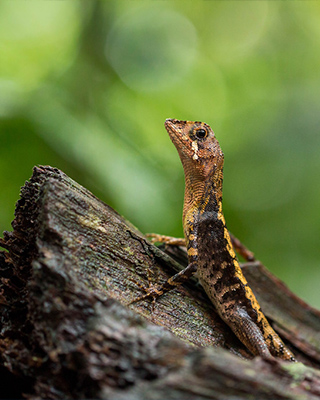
[1,1,320,307]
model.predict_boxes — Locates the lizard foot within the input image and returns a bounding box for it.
[127,266,165,310]
[128,262,197,310]
[127,282,165,306]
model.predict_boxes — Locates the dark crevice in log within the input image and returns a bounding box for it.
[0,165,320,399]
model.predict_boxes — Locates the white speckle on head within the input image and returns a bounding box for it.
[182,132,189,140]
[192,140,198,160]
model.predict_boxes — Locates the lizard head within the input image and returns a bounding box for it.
[164,118,224,180]
[165,118,225,228]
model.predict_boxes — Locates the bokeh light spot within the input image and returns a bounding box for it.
[105,7,197,92]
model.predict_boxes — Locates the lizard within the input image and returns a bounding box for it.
[132,118,295,361]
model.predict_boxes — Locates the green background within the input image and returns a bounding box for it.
[1,1,320,307]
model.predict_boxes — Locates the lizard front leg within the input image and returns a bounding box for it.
[128,262,197,305]
[147,233,255,262]
[146,233,186,246]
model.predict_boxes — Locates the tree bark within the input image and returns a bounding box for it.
[1,165,320,399]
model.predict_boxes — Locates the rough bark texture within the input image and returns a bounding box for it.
[1,165,320,399]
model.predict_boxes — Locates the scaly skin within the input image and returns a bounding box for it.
[131,118,295,361]
[165,118,295,361]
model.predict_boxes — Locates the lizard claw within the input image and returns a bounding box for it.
[127,282,164,306]
[127,265,165,309]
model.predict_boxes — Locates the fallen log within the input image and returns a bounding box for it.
[1,165,320,399]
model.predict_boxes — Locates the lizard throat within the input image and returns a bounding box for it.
[182,167,224,234]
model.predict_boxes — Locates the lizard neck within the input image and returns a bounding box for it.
[182,158,224,240]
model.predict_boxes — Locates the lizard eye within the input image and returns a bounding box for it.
[194,128,207,139]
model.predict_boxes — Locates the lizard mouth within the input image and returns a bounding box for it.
[164,118,180,133]
[164,118,189,150]
[165,118,185,130]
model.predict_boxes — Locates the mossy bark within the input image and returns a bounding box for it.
[1,165,320,399]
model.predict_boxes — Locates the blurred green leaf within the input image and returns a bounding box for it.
[0,0,320,308]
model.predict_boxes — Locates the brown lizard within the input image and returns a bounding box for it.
[132,118,295,361]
